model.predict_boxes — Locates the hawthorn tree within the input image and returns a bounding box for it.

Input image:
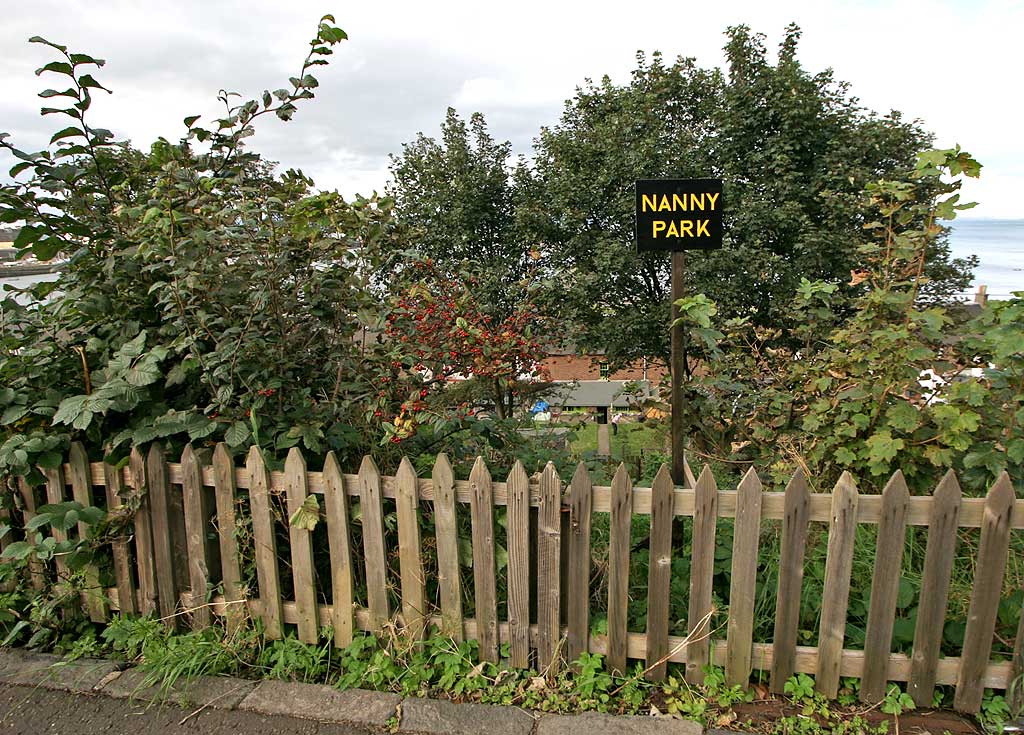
[379,259,550,431]
[524,24,976,367]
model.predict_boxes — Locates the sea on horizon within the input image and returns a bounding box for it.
[1,219,1021,301]
[948,218,1024,300]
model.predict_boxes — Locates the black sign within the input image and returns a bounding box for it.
[635,179,723,252]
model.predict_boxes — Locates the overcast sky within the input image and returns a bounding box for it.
[2,0,1021,218]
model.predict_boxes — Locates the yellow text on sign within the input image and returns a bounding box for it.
[653,219,710,238]
[640,192,720,213]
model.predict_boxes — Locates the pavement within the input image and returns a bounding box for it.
[0,648,705,735]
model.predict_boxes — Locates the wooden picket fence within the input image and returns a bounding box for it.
[6,441,1024,714]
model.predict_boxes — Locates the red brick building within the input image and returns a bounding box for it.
[539,353,669,383]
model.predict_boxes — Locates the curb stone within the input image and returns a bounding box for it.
[97,667,257,709]
[537,711,703,735]
[399,697,536,735]
[0,648,123,693]
[1,649,709,735]
[237,679,401,727]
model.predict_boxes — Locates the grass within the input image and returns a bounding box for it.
[565,420,669,461]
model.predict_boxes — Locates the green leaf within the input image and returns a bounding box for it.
[35,61,74,77]
[224,421,250,447]
[1,541,35,561]
[183,115,200,128]
[49,126,85,144]
[76,74,110,92]
[288,494,320,531]
[28,36,68,53]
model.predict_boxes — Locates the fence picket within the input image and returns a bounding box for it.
[607,463,632,675]
[12,442,1023,707]
[103,456,136,616]
[359,455,390,632]
[43,466,69,579]
[687,464,719,685]
[396,457,427,640]
[323,451,354,647]
[908,470,962,706]
[69,442,107,621]
[726,467,763,686]
[181,445,212,629]
[538,463,562,673]
[285,448,318,643]
[955,472,1016,714]
[1012,606,1024,712]
[506,460,531,668]
[146,444,179,626]
[432,454,462,642]
[816,472,859,698]
[212,443,244,632]
[566,462,593,664]
[246,446,282,639]
[16,477,46,590]
[470,456,499,663]
[770,469,810,693]
[129,448,157,615]
[861,471,910,703]
[645,464,674,681]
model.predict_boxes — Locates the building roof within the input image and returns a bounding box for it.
[541,380,654,408]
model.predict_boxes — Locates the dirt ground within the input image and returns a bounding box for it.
[0,682,375,735]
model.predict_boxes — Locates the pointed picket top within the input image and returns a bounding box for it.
[881,469,910,503]
[541,460,561,488]
[397,455,418,484]
[984,471,1015,518]
[571,461,591,492]
[285,446,307,475]
[147,441,164,466]
[69,440,89,473]
[653,462,673,488]
[934,468,962,502]
[323,450,342,480]
[359,453,381,481]
[784,467,809,501]
[433,453,454,487]
[683,457,698,489]
[246,444,265,473]
[507,459,529,489]
[696,462,718,492]
[181,442,196,467]
[470,455,491,487]
[129,446,146,489]
[834,470,859,499]
[213,442,232,470]
[612,461,632,489]
[737,465,763,495]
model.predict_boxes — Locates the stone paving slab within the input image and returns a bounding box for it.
[537,711,703,735]
[238,680,401,728]
[98,667,257,709]
[0,648,123,693]
[399,697,536,735]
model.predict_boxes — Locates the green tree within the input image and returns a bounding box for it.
[386,108,538,321]
[525,24,975,368]
[0,18,409,477]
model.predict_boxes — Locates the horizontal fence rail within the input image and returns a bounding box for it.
[6,441,1023,715]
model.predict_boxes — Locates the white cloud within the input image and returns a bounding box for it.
[1,0,1020,217]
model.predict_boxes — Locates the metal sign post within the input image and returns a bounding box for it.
[635,179,723,485]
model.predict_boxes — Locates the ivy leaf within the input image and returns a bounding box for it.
[288,494,320,531]
[885,401,920,433]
